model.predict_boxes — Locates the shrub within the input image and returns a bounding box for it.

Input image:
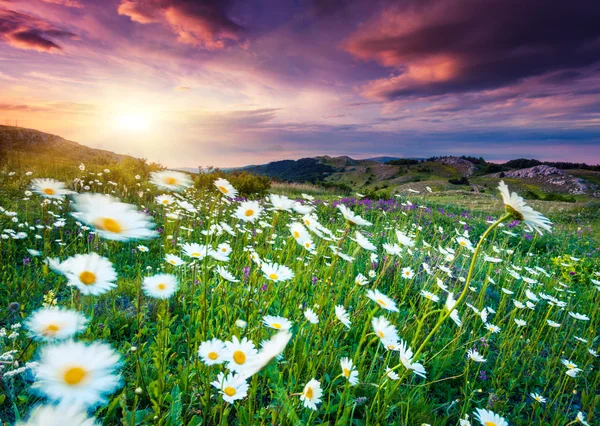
[448,176,470,185]
[194,170,271,197]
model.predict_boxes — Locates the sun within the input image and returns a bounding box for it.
[115,112,151,132]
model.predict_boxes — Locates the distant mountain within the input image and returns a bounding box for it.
[363,156,400,163]
[244,157,335,182]
[0,125,129,164]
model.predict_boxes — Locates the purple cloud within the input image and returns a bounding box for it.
[0,7,77,52]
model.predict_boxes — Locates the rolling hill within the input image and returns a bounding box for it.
[0,125,129,165]
[237,154,600,199]
[2,125,598,199]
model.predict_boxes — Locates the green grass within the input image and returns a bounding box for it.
[0,158,598,425]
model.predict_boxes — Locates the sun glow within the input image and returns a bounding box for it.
[115,112,152,132]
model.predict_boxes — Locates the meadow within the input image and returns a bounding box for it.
[0,159,598,426]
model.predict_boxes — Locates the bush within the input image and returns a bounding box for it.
[195,170,271,197]
[448,177,470,185]
[543,193,576,203]
[387,159,419,166]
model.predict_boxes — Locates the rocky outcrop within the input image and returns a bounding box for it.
[435,156,476,176]
[491,165,593,195]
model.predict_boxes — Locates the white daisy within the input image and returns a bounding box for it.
[300,378,322,410]
[269,194,295,212]
[155,194,175,206]
[198,338,226,366]
[353,231,376,251]
[142,273,178,299]
[72,194,157,241]
[165,253,185,266]
[25,307,87,342]
[473,408,508,426]
[33,340,121,407]
[214,178,238,198]
[467,349,487,363]
[216,266,239,282]
[16,404,99,426]
[340,357,359,386]
[262,315,292,330]
[150,170,193,191]
[498,181,552,234]
[210,372,249,404]
[337,204,372,226]
[233,201,263,223]
[261,262,294,282]
[30,178,74,198]
[181,243,209,260]
[224,336,258,373]
[64,253,117,296]
[304,308,319,324]
[366,289,399,312]
[335,305,351,329]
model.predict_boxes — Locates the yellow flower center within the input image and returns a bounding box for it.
[376,298,387,307]
[459,241,467,246]
[305,242,310,248]
[269,273,278,280]
[63,366,87,385]
[43,188,56,195]
[222,248,227,252]
[208,352,218,360]
[79,271,96,285]
[305,387,313,399]
[343,368,350,377]
[293,231,300,238]
[485,422,497,426]
[162,199,169,204]
[272,323,281,329]
[157,283,166,290]
[191,252,201,257]
[169,260,176,265]
[95,217,122,234]
[164,176,178,185]
[233,350,246,365]
[245,209,254,217]
[45,324,60,335]
[218,186,229,194]
[224,386,236,397]
[377,330,385,338]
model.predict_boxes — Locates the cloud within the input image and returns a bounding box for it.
[0,101,96,113]
[40,0,83,8]
[344,0,600,100]
[0,8,77,52]
[117,0,243,49]
[174,85,190,91]
[184,108,280,129]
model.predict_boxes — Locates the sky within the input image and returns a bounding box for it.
[1,0,600,168]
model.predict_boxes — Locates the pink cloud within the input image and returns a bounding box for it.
[40,0,83,8]
[118,0,243,49]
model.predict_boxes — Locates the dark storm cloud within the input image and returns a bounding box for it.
[117,0,244,49]
[344,0,600,100]
[0,8,77,52]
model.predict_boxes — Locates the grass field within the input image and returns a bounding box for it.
[0,160,598,425]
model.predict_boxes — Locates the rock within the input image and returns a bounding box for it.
[490,165,595,195]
